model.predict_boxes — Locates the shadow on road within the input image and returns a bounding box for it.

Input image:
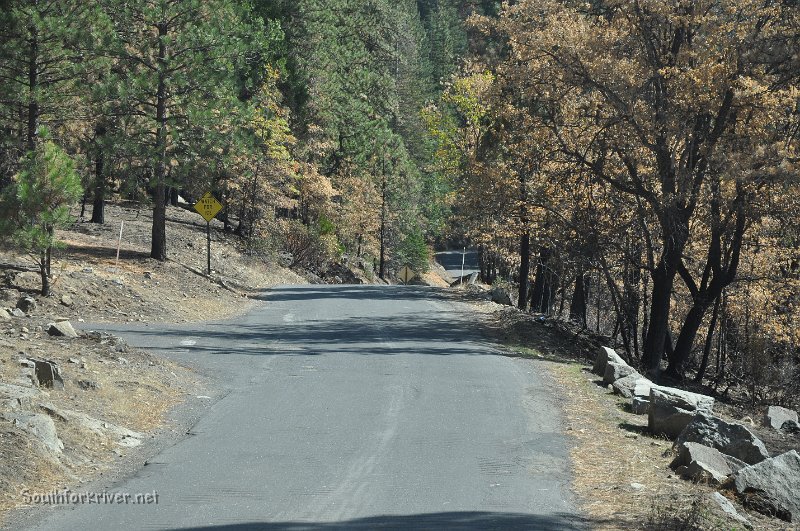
[256,285,451,303]
[104,311,496,358]
[171,510,604,530]
[86,284,508,359]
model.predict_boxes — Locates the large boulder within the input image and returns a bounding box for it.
[15,296,36,313]
[2,412,63,453]
[648,387,714,439]
[0,382,38,411]
[676,412,769,465]
[33,360,64,390]
[611,373,647,398]
[709,492,752,529]
[633,379,655,399]
[724,450,800,522]
[603,362,637,386]
[47,321,78,338]
[592,346,625,376]
[632,397,650,415]
[40,405,143,448]
[490,287,513,306]
[782,420,800,435]
[670,441,747,485]
[763,405,798,431]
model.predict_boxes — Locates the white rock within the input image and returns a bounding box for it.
[709,492,752,529]
[592,346,625,376]
[763,405,798,431]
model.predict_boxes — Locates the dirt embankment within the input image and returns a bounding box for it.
[0,202,308,524]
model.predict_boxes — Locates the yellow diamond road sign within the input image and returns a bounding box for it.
[194,192,223,223]
[399,265,414,284]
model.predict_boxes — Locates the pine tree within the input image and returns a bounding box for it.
[0,130,82,296]
[100,0,267,261]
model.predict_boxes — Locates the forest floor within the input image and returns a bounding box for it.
[454,287,799,531]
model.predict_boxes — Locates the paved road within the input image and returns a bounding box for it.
[434,250,479,279]
[20,285,583,530]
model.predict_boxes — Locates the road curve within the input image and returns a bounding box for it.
[17,285,584,530]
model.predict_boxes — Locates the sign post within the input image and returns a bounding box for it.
[399,265,414,284]
[193,192,223,274]
[460,247,466,285]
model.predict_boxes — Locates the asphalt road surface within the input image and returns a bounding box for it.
[19,285,583,530]
[434,250,479,279]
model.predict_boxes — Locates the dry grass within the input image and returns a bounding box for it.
[0,332,201,524]
[549,363,709,529]
[453,295,795,530]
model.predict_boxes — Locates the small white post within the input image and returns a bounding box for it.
[460,247,466,286]
[115,220,124,266]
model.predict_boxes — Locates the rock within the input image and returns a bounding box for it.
[11,308,25,317]
[0,308,10,320]
[670,441,747,484]
[612,371,653,400]
[591,346,625,376]
[490,287,513,306]
[781,420,800,435]
[648,387,714,439]
[632,397,650,415]
[612,373,646,398]
[60,294,74,307]
[603,362,637,386]
[633,379,655,398]
[0,382,38,410]
[709,492,752,529]
[19,358,35,368]
[763,405,798,431]
[143,271,153,279]
[725,450,800,522]
[77,380,101,391]
[15,296,36,313]
[47,321,78,338]
[82,267,94,273]
[2,412,63,454]
[676,412,769,465]
[40,405,143,449]
[33,360,64,390]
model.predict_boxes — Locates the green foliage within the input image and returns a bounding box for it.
[394,228,430,273]
[0,0,108,181]
[0,132,82,294]
[317,215,336,237]
[0,0,474,275]
[279,219,341,270]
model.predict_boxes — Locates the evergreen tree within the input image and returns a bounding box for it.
[100,0,267,261]
[0,0,104,184]
[0,130,82,296]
